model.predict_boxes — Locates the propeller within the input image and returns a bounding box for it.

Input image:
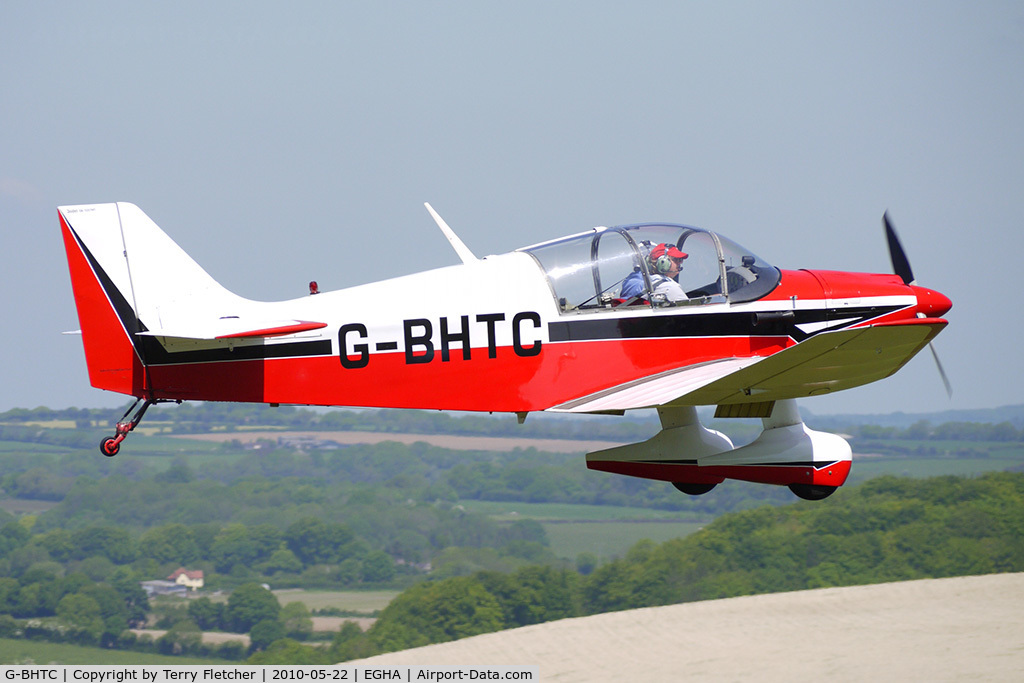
[884,211,914,285]
[929,343,953,398]
[883,211,953,397]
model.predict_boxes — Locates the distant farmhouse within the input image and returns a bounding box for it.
[167,567,205,591]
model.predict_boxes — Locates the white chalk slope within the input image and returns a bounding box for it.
[352,573,1024,682]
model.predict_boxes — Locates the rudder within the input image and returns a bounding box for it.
[60,204,146,396]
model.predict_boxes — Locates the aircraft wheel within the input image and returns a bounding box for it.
[672,482,717,496]
[788,483,837,501]
[100,437,120,457]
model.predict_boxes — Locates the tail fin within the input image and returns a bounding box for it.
[59,203,243,396]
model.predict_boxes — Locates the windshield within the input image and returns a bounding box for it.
[523,223,780,313]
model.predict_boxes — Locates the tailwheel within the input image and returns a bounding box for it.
[673,482,717,496]
[788,483,837,501]
[100,437,121,457]
[97,398,169,457]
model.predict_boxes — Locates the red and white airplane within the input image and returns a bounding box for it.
[59,202,950,500]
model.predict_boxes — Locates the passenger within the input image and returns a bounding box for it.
[620,267,646,299]
[619,240,654,299]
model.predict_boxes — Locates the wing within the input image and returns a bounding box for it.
[549,319,947,413]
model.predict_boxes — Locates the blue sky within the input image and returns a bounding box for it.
[2,2,1022,415]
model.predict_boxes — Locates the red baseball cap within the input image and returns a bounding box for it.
[650,243,687,260]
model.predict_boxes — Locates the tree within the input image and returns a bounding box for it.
[327,621,379,662]
[211,524,260,573]
[0,522,30,557]
[138,524,199,565]
[70,526,137,564]
[35,529,74,562]
[78,583,129,634]
[0,577,20,613]
[478,566,580,627]
[158,618,202,655]
[75,556,116,582]
[154,459,195,484]
[188,596,225,630]
[56,593,104,639]
[0,614,19,637]
[369,577,504,652]
[387,530,430,564]
[225,583,280,633]
[905,420,932,439]
[576,552,598,575]
[249,525,284,560]
[360,551,395,583]
[279,602,313,640]
[248,638,328,664]
[108,567,150,627]
[249,618,286,652]
[502,519,548,547]
[259,548,303,575]
[285,518,354,565]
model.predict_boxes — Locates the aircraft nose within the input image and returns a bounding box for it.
[911,285,952,318]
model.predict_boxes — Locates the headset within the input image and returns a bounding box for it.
[654,254,676,275]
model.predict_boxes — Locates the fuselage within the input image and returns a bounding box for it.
[119,224,949,413]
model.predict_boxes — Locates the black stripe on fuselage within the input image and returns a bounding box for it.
[548,306,903,344]
[137,337,333,365]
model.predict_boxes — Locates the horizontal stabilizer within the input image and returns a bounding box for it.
[138,319,327,341]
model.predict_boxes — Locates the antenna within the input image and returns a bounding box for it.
[424,203,478,264]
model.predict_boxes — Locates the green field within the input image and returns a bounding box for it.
[0,440,67,453]
[458,500,705,522]
[459,500,710,560]
[850,455,1024,482]
[544,520,706,560]
[271,589,400,613]
[0,638,229,665]
[0,497,58,515]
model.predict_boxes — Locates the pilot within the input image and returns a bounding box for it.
[649,243,688,302]
[621,243,688,302]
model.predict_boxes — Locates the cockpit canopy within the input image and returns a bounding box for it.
[522,223,780,314]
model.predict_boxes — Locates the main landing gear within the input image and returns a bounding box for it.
[99,398,176,456]
[672,482,717,496]
[788,483,838,501]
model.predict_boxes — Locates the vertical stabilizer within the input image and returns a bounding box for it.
[58,203,244,396]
